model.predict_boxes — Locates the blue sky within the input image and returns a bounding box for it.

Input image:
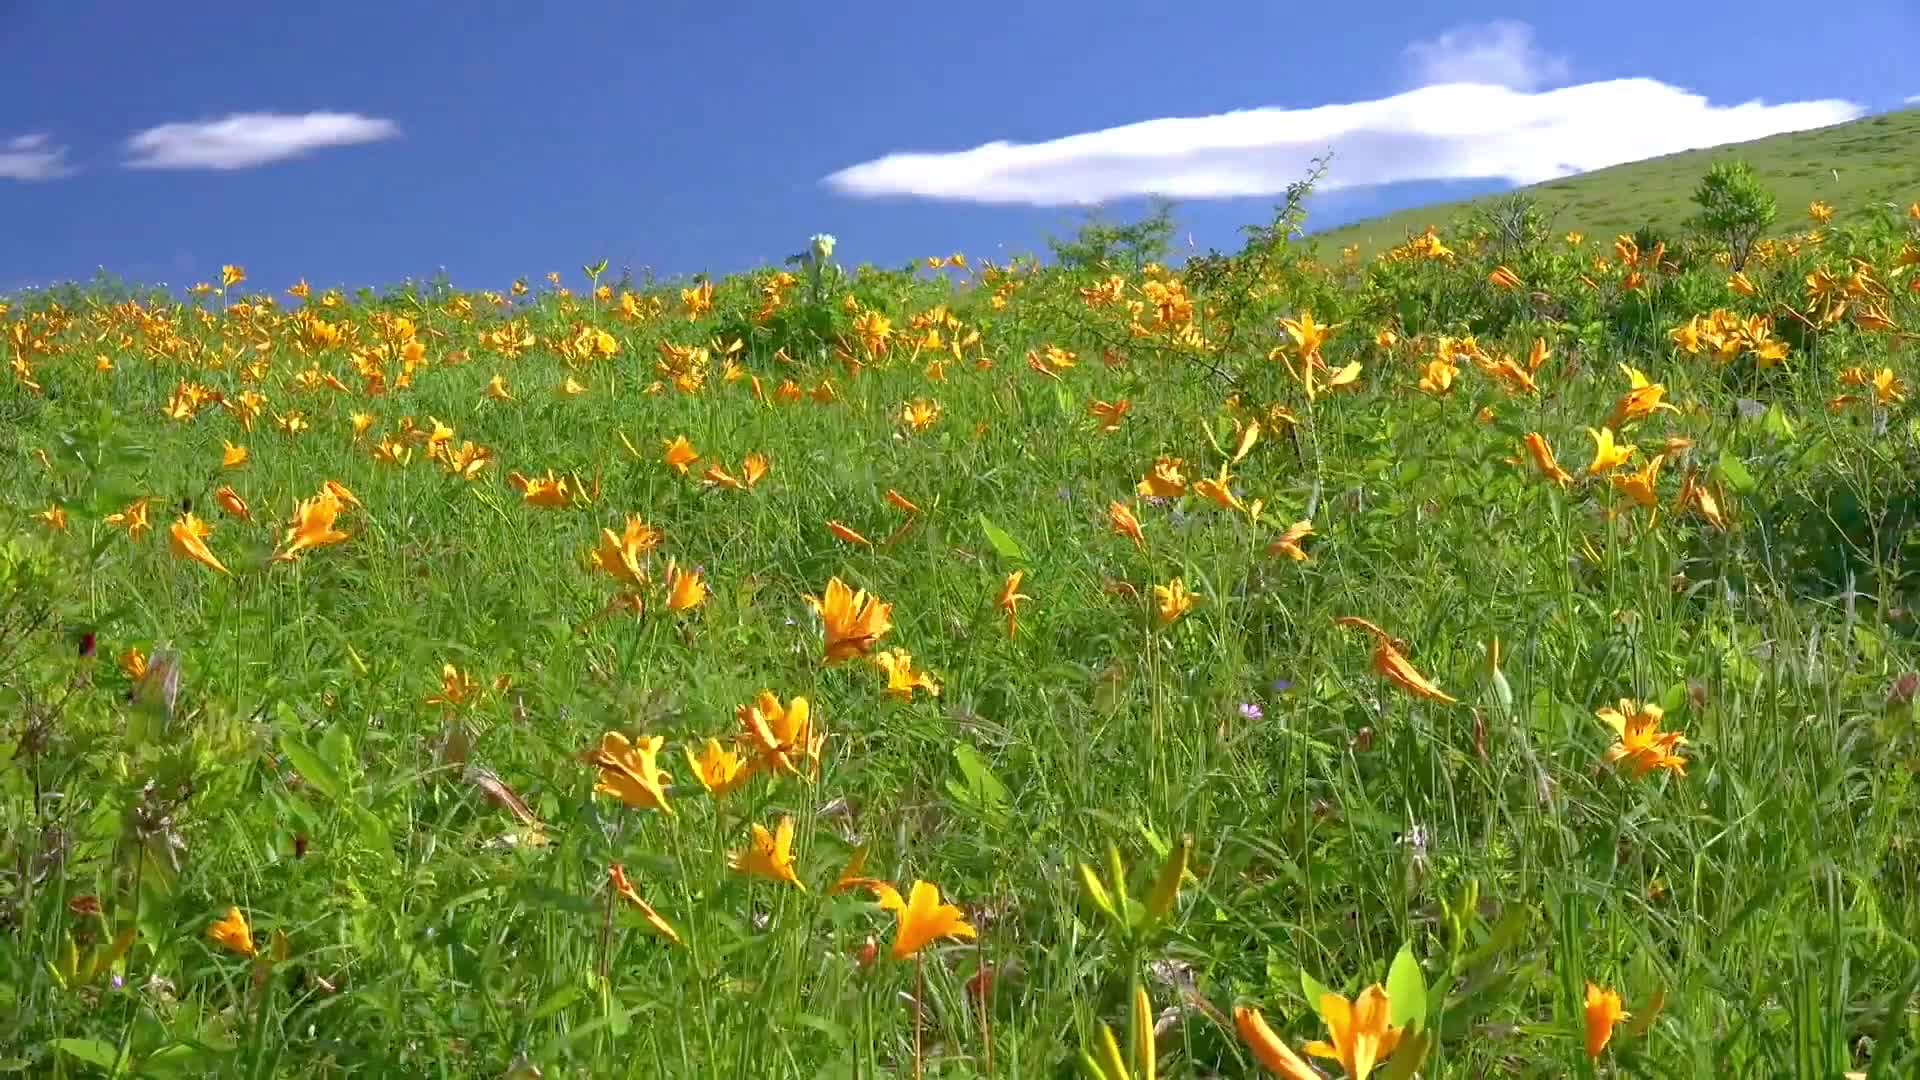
[3,2,1915,295]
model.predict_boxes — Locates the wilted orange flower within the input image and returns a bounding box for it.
[879,880,977,960]
[1676,469,1728,531]
[830,846,890,898]
[997,570,1031,637]
[608,863,682,945]
[729,815,804,889]
[1268,519,1314,561]
[1522,433,1574,488]
[1109,500,1146,549]
[215,486,252,522]
[1488,265,1523,291]
[872,648,941,701]
[38,505,67,532]
[168,513,230,576]
[1088,399,1131,433]
[582,732,675,813]
[806,577,893,663]
[886,489,921,515]
[207,906,255,957]
[1336,616,1457,704]
[827,520,873,548]
[1597,699,1687,778]
[737,692,824,778]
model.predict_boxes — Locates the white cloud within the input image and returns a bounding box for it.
[824,79,1864,207]
[0,133,75,181]
[124,112,399,170]
[1404,20,1569,91]
[1906,94,1920,104]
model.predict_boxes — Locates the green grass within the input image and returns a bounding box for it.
[1317,107,1920,253]
[3,197,1920,1078]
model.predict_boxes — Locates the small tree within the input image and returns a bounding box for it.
[1046,198,1177,273]
[1687,160,1776,271]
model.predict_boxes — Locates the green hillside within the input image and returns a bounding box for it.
[1317,106,1920,252]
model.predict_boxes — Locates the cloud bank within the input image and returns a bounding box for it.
[1403,19,1569,92]
[824,21,1863,207]
[0,134,74,181]
[125,112,399,170]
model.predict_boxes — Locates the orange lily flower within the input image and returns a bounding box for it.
[1335,617,1457,705]
[806,577,893,664]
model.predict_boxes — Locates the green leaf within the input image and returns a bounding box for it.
[1489,668,1514,713]
[1386,943,1428,1032]
[1457,904,1534,973]
[278,733,345,803]
[1301,971,1335,1019]
[319,724,356,792]
[1375,1028,1431,1080]
[133,1044,207,1077]
[53,1038,122,1072]
[1762,402,1796,441]
[977,513,1029,562]
[945,743,1009,827]
[1715,451,1756,495]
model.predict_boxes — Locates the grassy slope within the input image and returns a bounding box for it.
[5,194,1920,1076]
[1316,107,1920,252]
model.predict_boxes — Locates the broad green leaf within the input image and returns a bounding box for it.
[1762,402,1796,441]
[319,724,356,791]
[977,513,1029,562]
[1376,1029,1431,1080]
[1715,451,1756,495]
[1489,668,1514,713]
[1386,943,1428,1031]
[1301,971,1336,1020]
[278,733,345,803]
[53,1039,122,1071]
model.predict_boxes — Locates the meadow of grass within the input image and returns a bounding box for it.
[4,182,1920,1079]
[1318,108,1920,256]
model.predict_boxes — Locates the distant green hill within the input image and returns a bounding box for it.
[1315,107,1920,253]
